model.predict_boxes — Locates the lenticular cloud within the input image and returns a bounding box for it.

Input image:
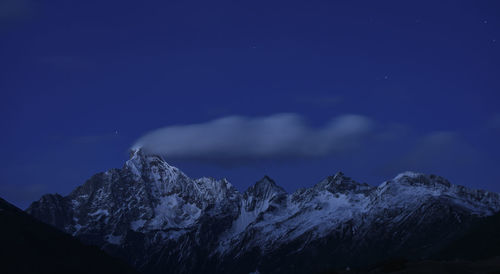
[132,113,374,161]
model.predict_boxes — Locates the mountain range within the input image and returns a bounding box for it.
[26,149,500,273]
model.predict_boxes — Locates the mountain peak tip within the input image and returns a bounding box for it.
[128,147,166,161]
[393,171,423,180]
[260,175,274,182]
[245,175,286,197]
[129,147,143,159]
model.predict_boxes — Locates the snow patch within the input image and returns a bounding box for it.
[149,194,201,229]
[89,209,109,216]
[394,171,422,180]
[131,219,147,231]
[106,234,122,245]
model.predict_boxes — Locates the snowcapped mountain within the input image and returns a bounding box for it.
[27,149,500,274]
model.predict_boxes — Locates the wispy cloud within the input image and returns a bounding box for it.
[487,113,500,130]
[380,131,480,175]
[133,113,374,162]
[0,0,34,22]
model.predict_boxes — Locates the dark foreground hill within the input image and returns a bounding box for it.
[437,210,500,261]
[324,257,500,274]
[324,211,500,273]
[0,197,138,274]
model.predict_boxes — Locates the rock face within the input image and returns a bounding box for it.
[27,150,500,274]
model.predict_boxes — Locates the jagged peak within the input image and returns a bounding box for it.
[390,171,451,188]
[375,172,500,213]
[317,171,351,185]
[256,175,284,190]
[328,171,349,183]
[314,171,372,194]
[245,175,286,199]
[260,175,275,184]
[128,147,164,162]
[125,147,180,178]
[39,193,65,202]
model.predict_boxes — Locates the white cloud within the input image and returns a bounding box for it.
[132,113,374,161]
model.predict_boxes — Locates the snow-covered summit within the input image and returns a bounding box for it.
[125,148,182,180]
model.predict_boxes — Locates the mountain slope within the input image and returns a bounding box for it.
[437,210,500,261]
[27,149,500,274]
[0,197,138,274]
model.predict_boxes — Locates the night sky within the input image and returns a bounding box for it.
[1,0,500,209]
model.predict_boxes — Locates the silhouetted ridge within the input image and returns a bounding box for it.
[0,197,138,274]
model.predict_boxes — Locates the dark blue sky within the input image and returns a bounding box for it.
[1,0,500,209]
